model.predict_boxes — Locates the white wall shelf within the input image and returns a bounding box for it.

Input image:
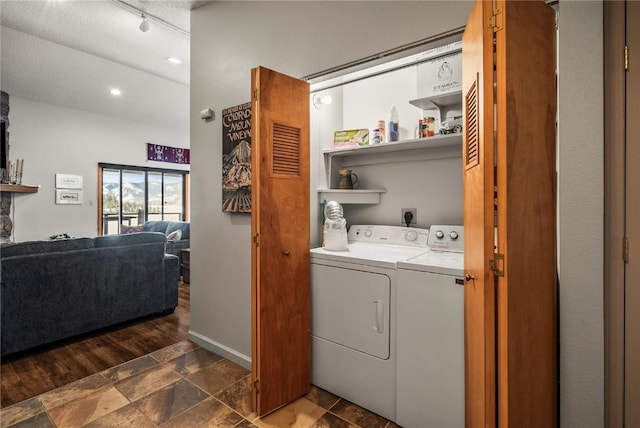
[323,133,462,179]
[409,90,462,110]
[317,188,386,205]
[320,90,463,206]
[323,133,461,158]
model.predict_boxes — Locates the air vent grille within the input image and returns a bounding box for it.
[272,123,300,176]
[465,79,480,169]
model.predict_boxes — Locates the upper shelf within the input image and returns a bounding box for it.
[317,188,386,205]
[0,184,39,193]
[323,133,462,158]
[409,90,462,110]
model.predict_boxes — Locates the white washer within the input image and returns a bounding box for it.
[310,225,431,421]
[396,225,465,428]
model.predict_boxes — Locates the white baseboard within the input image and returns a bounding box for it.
[188,330,251,370]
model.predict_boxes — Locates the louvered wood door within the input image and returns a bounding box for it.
[463,1,557,427]
[626,1,640,425]
[462,2,497,426]
[251,66,311,416]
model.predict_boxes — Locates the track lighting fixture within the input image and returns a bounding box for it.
[139,14,150,32]
[111,0,189,38]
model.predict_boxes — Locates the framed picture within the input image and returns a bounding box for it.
[56,189,83,205]
[55,173,83,189]
[222,102,252,213]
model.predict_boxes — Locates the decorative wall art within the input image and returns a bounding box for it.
[222,102,251,213]
[147,143,190,165]
[55,173,83,189]
[56,189,83,205]
[55,173,83,205]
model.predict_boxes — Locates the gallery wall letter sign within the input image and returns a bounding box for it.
[55,189,83,205]
[222,102,251,213]
[55,173,83,189]
[147,143,190,164]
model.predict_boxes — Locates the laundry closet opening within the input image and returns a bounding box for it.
[305,29,468,426]
[306,31,465,246]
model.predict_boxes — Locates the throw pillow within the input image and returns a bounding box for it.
[166,229,182,242]
[121,224,144,234]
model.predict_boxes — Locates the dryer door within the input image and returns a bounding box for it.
[311,264,391,359]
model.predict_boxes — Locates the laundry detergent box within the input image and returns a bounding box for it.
[333,129,369,147]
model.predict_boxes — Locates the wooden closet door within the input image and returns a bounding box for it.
[495,1,557,426]
[462,1,497,426]
[251,66,311,416]
[463,1,557,426]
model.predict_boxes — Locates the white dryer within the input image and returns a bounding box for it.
[396,225,465,428]
[310,225,431,421]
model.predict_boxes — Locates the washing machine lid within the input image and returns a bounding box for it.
[397,250,464,276]
[311,242,430,269]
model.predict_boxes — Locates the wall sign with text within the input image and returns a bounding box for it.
[222,102,251,213]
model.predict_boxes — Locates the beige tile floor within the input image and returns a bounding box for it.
[0,341,399,428]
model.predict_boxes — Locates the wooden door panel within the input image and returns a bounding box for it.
[495,1,557,426]
[462,2,496,426]
[464,1,557,426]
[251,66,310,416]
[603,3,625,425]
[626,1,640,425]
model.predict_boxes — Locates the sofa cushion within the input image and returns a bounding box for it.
[1,238,95,258]
[166,229,182,241]
[165,222,190,240]
[142,221,171,234]
[93,232,166,248]
[121,224,144,234]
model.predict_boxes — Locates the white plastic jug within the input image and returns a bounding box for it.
[323,201,348,251]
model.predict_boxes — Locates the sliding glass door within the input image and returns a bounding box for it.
[163,173,184,221]
[122,169,145,227]
[99,164,189,235]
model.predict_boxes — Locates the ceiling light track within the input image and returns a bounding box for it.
[110,0,190,38]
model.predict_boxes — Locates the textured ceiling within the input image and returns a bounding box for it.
[0,0,207,131]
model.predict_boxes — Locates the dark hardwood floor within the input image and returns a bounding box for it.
[0,281,190,408]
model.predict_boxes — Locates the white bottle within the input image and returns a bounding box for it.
[389,105,399,142]
[323,201,348,251]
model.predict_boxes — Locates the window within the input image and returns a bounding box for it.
[98,164,189,235]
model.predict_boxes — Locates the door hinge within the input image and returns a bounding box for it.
[253,232,260,247]
[624,237,629,263]
[253,88,259,101]
[490,253,505,277]
[625,45,629,71]
[488,8,503,33]
[253,378,260,393]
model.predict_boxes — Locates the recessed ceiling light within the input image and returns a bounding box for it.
[167,57,182,64]
[110,88,122,96]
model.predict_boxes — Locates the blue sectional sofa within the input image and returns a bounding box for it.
[0,232,179,357]
[141,221,190,272]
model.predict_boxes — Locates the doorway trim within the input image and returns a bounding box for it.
[603,1,625,426]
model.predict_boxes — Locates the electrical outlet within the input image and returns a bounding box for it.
[401,208,417,225]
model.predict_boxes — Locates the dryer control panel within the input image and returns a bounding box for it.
[427,225,464,253]
[348,225,430,248]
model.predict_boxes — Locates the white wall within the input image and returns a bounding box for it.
[7,97,189,242]
[558,2,604,426]
[190,0,473,367]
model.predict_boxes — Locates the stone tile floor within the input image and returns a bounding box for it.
[0,341,399,428]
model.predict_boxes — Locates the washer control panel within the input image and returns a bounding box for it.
[348,225,430,248]
[428,225,464,253]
